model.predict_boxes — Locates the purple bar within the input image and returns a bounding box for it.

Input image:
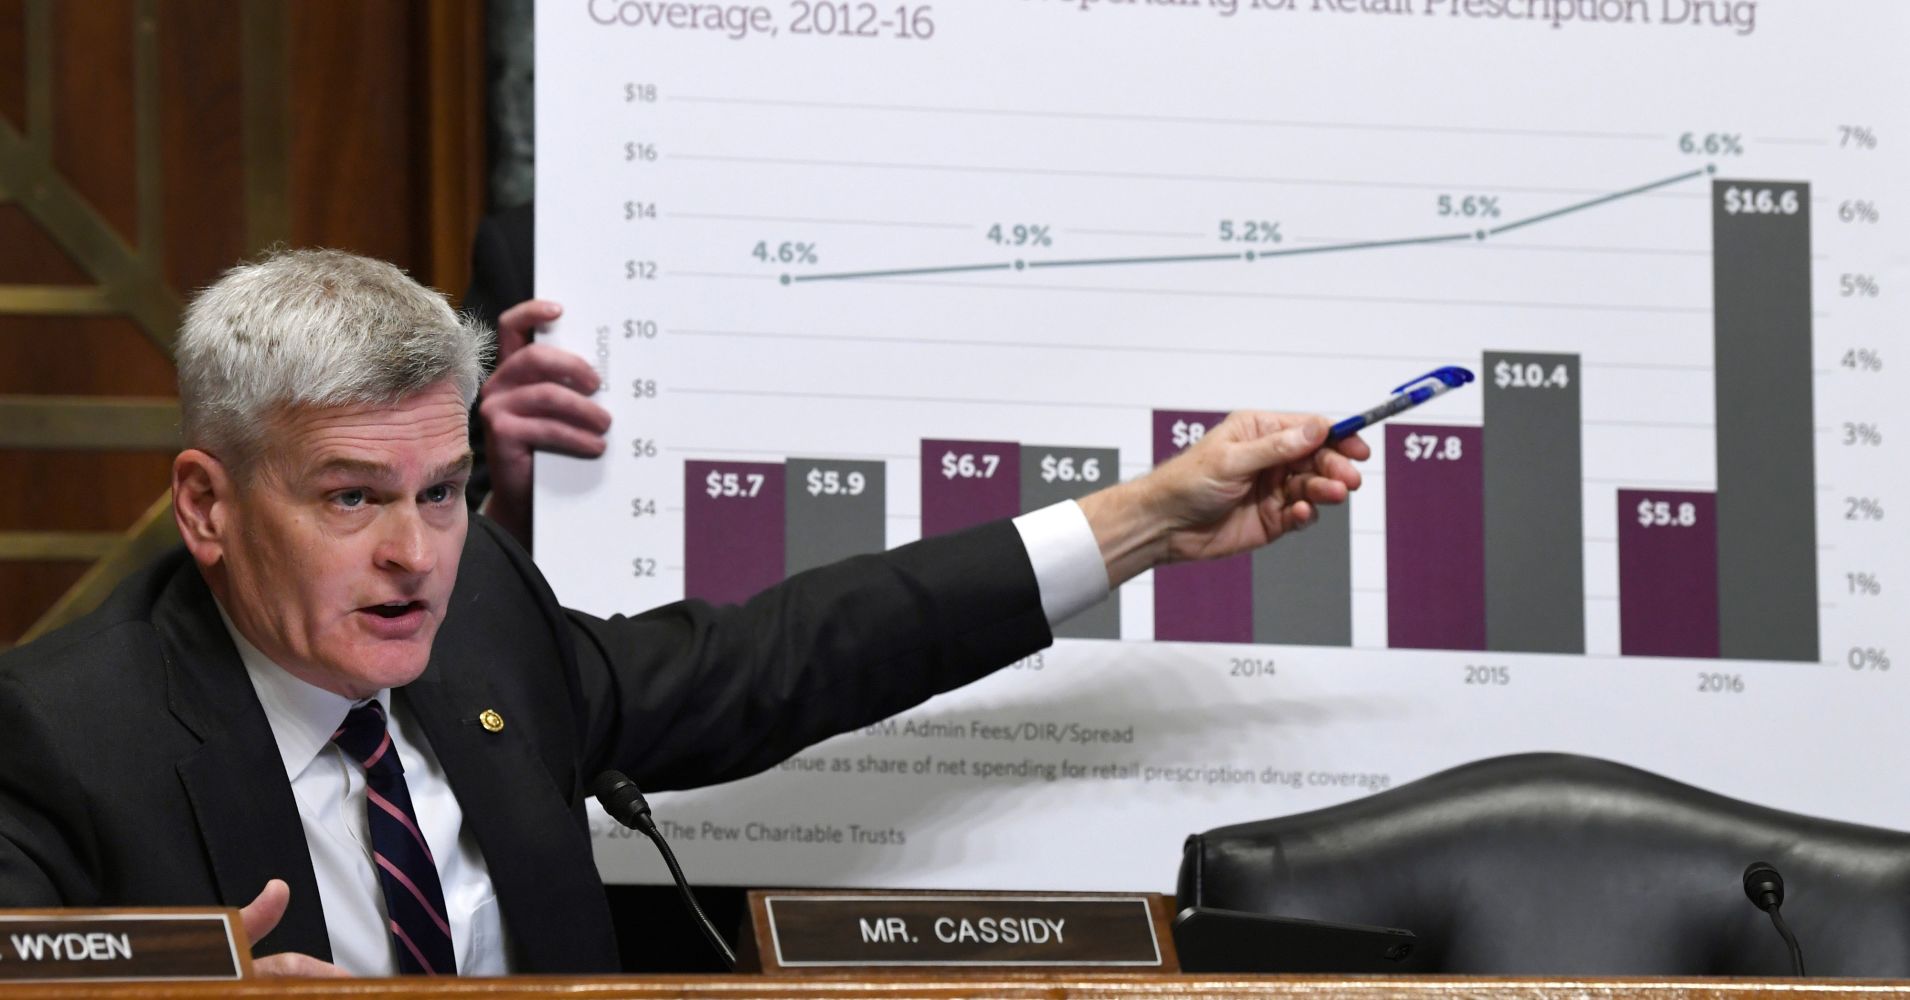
[1618,490,1719,658]
[921,440,1021,537]
[684,461,785,606]
[1152,410,1252,644]
[1386,424,1484,650]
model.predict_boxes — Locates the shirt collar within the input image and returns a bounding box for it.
[214,602,390,782]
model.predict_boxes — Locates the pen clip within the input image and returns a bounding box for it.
[1390,365,1475,395]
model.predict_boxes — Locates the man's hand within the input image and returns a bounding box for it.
[477,299,612,547]
[241,879,351,978]
[1078,411,1369,588]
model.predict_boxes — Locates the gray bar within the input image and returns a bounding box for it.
[785,459,887,577]
[1483,351,1585,653]
[1714,179,1819,661]
[1020,446,1120,640]
[1251,502,1351,647]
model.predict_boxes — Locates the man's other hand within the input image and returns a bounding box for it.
[478,299,612,547]
[1078,411,1369,588]
[241,879,351,978]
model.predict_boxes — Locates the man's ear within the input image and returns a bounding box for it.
[173,449,233,570]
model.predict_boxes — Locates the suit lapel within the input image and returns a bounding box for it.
[153,564,333,962]
[401,633,620,974]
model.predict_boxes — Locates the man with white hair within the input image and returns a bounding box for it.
[0,248,1368,977]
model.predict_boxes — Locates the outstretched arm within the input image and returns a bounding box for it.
[1079,411,1369,588]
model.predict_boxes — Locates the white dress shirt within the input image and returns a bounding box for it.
[220,500,1105,976]
[1012,499,1110,625]
[222,611,508,977]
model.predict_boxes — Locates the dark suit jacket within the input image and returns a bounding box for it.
[0,515,1049,973]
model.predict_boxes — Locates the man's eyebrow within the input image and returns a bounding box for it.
[310,458,394,481]
[307,452,474,483]
[431,453,476,482]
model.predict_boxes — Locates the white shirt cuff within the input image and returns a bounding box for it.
[1012,500,1110,628]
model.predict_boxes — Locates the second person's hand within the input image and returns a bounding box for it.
[476,299,613,546]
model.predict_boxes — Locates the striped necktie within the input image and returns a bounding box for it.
[332,701,458,976]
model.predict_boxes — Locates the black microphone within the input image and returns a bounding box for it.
[592,770,737,970]
[1743,861,1805,976]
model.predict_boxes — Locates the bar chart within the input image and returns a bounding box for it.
[1619,490,1719,658]
[1387,423,1485,651]
[536,0,1910,890]
[918,439,1122,638]
[1711,181,1819,662]
[681,177,1824,662]
[685,458,886,604]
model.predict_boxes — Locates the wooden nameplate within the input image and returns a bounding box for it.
[744,889,1178,973]
[0,909,251,982]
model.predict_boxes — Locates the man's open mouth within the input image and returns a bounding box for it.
[364,601,424,619]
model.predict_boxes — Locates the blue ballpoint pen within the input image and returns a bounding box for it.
[1327,366,1476,443]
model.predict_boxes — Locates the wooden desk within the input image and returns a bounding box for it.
[0,975,1901,1000]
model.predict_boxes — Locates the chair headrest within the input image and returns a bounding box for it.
[1178,753,1910,976]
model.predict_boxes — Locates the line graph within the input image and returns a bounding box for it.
[785,166,1715,285]
[537,0,1910,890]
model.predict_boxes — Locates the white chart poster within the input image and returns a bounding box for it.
[534,0,1910,889]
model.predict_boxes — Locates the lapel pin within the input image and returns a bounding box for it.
[478,709,505,734]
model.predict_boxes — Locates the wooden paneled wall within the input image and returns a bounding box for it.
[0,0,485,647]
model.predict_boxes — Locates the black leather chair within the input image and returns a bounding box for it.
[1179,753,1910,976]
